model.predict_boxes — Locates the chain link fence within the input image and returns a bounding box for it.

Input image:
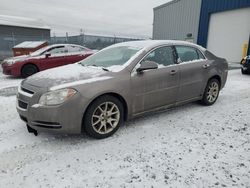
[51,34,141,50]
[0,33,142,60]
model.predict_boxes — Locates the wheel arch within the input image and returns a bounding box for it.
[208,75,222,89]
[21,62,40,73]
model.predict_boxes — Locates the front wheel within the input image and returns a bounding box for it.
[201,79,220,106]
[83,95,124,139]
[21,64,38,77]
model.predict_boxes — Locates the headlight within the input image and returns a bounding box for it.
[5,59,19,65]
[5,60,14,65]
[39,88,77,106]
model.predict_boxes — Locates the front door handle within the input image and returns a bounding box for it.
[203,64,210,69]
[170,70,177,75]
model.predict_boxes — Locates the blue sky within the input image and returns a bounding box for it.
[1,0,170,38]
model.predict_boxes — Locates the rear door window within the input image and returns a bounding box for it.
[67,46,87,53]
[47,46,68,55]
[175,46,204,63]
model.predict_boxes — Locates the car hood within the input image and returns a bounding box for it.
[5,55,30,62]
[5,54,44,63]
[24,64,111,89]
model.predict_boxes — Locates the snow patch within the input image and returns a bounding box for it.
[27,64,103,81]
[1,70,250,187]
[181,59,206,64]
[31,104,42,108]
[14,41,47,48]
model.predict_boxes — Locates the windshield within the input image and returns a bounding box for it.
[30,46,51,56]
[80,46,142,68]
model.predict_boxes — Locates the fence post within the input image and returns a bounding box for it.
[12,32,15,46]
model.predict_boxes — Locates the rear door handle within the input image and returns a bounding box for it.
[203,64,210,69]
[170,70,177,75]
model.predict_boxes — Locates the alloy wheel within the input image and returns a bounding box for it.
[91,102,120,134]
[206,81,219,103]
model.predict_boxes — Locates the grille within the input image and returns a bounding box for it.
[18,100,28,109]
[21,87,34,95]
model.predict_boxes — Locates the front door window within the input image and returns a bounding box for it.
[143,46,175,68]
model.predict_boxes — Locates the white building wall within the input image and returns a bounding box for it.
[207,7,250,62]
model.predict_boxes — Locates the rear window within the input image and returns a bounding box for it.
[67,46,88,53]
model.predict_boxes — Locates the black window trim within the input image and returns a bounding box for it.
[42,45,66,55]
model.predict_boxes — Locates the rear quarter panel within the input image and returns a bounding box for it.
[204,50,228,89]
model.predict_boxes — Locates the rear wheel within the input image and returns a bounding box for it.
[201,79,220,106]
[21,64,38,78]
[83,95,124,139]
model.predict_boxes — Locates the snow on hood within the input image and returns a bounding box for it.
[5,55,29,62]
[24,63,110,89]
[4,53,45,63]
[4,50,94,64]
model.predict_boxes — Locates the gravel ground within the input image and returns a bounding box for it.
[0,69,249,188]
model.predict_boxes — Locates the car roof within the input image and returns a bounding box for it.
[112,40,206,52]
[48,44,86,48]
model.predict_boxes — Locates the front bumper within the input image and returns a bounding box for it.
[16,82,88,134]
[1,63,20,76]
[2,63,13,75]
[242,63,250,71]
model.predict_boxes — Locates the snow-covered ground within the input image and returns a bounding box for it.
[0,68,22,90]
[0,70,249,188]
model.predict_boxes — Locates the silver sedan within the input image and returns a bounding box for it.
[16,40,228,139]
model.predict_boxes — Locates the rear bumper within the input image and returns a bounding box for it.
[221,70,228,89]
[2,63,12,75]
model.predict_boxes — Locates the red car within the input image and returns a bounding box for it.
[1,44,94,77]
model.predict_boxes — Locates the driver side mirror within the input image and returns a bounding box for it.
[136,60,158,73]
[45,52,51,58]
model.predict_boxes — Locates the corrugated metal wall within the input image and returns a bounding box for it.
[0,25,50,60]
[153,0,202,43]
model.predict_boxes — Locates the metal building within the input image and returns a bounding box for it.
[0,15,50,60]
[153,0,250,62]
[153,0,202,43]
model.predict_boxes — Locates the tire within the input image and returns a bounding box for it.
[83,95,124,139]
[241,68,248,74]
[201,79,220,106]
[21,64,38,78]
